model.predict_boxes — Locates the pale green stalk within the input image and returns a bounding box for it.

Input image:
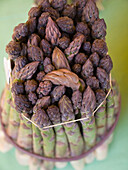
[17,113,33,151]
[1,85,11,126]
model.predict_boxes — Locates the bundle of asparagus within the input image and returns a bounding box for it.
[0,79,120,170]
[0,0,120,170]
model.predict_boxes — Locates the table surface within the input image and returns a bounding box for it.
[0,0,128,170]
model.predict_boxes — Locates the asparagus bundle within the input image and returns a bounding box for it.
[3,0,115,169]
[1,84,11,126]
[81,86,97,150]
[17,113,33,151]
[95,89,107,138]
[59,95,84,157]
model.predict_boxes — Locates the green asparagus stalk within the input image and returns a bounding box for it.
[112,80,120,114]
[41,128,55,158]
[31,121,43,155]
[32,108,55,170]
[47,105,69,158]
[81,117,96,150]
[7,104,20,141]
[95,89,107,138]
[1,84,11,126]
[17,113,33,151]
[59,95,84,157]
[41,127,55,170]
[81,86,97,150]
[54,125,69,157]
[106,90,115,130]
[96,102,106,137]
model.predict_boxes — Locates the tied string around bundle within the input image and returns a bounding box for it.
[21,74,112,131]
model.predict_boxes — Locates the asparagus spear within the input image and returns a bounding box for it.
[81,86,97,150]
[7,104,20,141]
[0,123,13,153]
[112,80,120,114]
[17,113,33,151]
[106,90,115,130]
[32,108,55,170]
[31,120,43,155]
[47,105,70,158]
[95,89,107,138]
[81,117,96,150]
[0,87,13,152]
[31,109,44,156]
[1,84,11,126]
[59,95,84,157]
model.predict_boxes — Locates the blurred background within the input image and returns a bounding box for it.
[0,0,128,170]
